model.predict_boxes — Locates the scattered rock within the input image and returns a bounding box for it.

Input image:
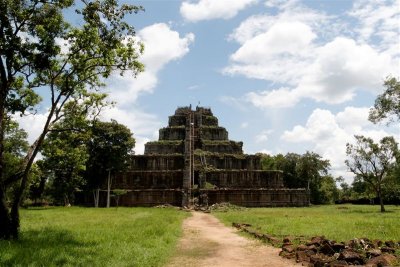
[310,236,326,246]
[365,254,398,267]
[310,253,333,267]
[381,246,396,253]
[338,249,364,264]
[297,244,308,251]
[307,245,318,252]
[332,242,346,252]
[230,222,399,266]
[385,240,396,248]
[296,250,310,263]
[283,236,292,244]
[282,244,295,253]
[320,243,335,256]
[279,250,295,259]
[366,249,382,258]
[329,260,348,267]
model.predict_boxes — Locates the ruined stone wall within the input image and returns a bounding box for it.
[204,189,309,207]
[118,189,182,207]
[113,171,183,189]
[197,154,262,170]
[204,170,284,188]
[144,141,184,154]
[199,127,228,140]
[129,155,184,170]
[159,127,186,140]
[200,140,243,154]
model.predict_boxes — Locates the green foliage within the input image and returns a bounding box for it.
[214,205,400,241]
[260,152,333,204]
[202,115,218,125]
[0,207,189,266]
[369,77,400,124]
[346,135,398,212]
[112,189,128,207]
[0,0,144,239]
[85,120,135,190]
[3,118,29,183]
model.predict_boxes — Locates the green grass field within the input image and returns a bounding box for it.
[213,204,400,242]
[0,207,189,267]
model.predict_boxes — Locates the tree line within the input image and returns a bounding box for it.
[259,77,400,212]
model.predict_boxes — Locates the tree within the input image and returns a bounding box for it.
[345,135,398,212]
[84,120,135,193]
[0,0,144,239]
[260,152,332,204]
[318,175,339,204]
[3,118,29,187]
[369,77,400,124]
[295,151,331,204]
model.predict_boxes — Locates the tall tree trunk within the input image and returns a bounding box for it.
[0,185,11,239]
[378,187,385,212]
[9,101,56,238]
[0,82,11,239]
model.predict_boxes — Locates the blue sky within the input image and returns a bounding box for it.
[18,0,399,182]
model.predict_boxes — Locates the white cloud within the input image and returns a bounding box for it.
[255,129,273,143]
[296,37,395,104]
[246,87,300,109]
[240,122,249,128]
[226,1,399,109]
[281,107,399,182]
[14,113,48,144]
[107,23,194,107]
[180,0,258,22]
[16,23,194,155]
[349,0,400,54]
[100,23,195,154]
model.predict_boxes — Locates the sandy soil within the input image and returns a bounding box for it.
[166,211,301,267]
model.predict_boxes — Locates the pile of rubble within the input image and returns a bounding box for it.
[232,223,399,266]
[208,202,247,212]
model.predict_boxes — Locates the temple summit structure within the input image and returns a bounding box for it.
[111,106,309,207]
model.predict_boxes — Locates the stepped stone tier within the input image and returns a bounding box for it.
[112,106,309,207]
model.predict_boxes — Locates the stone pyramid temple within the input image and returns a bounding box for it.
[112,106,309,207]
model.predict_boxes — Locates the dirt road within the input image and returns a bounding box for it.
[166,211,301,267]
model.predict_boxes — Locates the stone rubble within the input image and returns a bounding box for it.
[232,223,400,267]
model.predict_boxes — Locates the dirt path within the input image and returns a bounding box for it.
[166,211,301,267]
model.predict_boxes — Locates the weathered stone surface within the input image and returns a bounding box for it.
[332,242,346,252]
[385,240,396,248]
[296,250,310,263]
[279,235,399,267]
[282,244,295,253]
[365,254,398,266]
[307,245,318,252]
[279,250,296,259]
[297,244,308,251]
[320,243,335,256]
[338,249,364,264]
[366,249,382,258]
[310,253,333,267]
[381,246,396,253]
[310,236,326,245]
[329,260,348,267]
[107,106,310,207]
[283,236,292,244]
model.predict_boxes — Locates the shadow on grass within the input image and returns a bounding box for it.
[0,228,99,266]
